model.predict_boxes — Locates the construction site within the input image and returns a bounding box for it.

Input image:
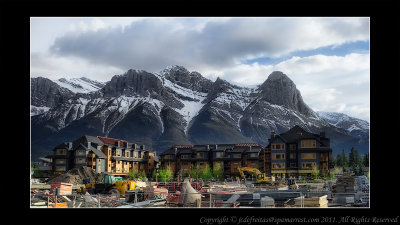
[30,166,369,208]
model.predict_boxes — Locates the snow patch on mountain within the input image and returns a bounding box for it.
[31,105,50,116]
[317,111,369,131]
[53,77,105,93]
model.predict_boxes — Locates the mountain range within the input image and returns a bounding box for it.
[30,66,369,160]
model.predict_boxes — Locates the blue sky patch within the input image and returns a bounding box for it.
[244,40,369,65]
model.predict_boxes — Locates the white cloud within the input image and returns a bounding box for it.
[30,17,370,121]
[45,17,369,74]
[197,53,370,121]
[30,52,124,82]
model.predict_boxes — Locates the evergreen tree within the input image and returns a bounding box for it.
[349,147,355,167]
[336,153,343,167]
[363,153,369,167]
[341,149,348,167]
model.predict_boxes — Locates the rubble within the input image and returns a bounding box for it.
[46,166,100,185]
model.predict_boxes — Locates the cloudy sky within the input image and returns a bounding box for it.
[30,17,370,121]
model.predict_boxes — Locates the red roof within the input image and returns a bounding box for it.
[97,136,129,147]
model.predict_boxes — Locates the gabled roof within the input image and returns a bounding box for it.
[71,135,104,150]
[247,146,262,153]
[76,143,107,159]
[160,148,176,156]
[171,145,194,149]
[178,149,194,154]
[97,136,130,148]
[275,125,319,143]
[53,142,70,151]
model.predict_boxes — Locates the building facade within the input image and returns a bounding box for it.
[264,125,333,178]
[159,126,333,179]
[49,135,158,176]
[159,143,264,177]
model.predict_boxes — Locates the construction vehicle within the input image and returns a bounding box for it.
[237,167,275,186]
[77,174,138,200]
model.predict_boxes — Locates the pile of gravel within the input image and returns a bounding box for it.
[47,166,100,185]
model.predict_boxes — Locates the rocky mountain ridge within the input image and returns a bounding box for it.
[30,66,369,160]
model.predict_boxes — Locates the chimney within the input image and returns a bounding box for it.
[249,145,252,151]
[207,145,210,150]
[271,131,276,138]
[68,142,72,150]
[174,147,178,154]
[87,142,91,149]
[215,144,218,150]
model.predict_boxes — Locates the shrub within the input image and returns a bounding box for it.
[158,166,173,182]
[212,163,224,181]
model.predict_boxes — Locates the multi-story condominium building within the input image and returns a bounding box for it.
[159,125,332,179]
[159,143,264,177]
[264,125,332,178]
[49,135,158,176]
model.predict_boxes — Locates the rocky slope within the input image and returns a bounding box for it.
[30,66,369,160]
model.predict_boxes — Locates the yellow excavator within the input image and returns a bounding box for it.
[77,174,137,199]
[237,167,275,186]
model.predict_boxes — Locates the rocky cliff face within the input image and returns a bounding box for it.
[30,66,369,160]
[31,77,74,108]
[258,71,315,116]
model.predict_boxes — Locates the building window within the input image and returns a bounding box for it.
[290,153,296,159]
[56,166,66,171]
[289,144,296,150]
[273,153,285,160]
[216,152,224,158]
[75,150,85,156]
[272,144,285,150]
[56,149,66,155]
[301,153,316,159]
[272,163,285,169]
[116,150,121,157]
[301,140,316,148]
[181,154,190,159]
[163,155,172,160]
[249,153,258,158]
[75,158,85,164]
[56,159,65,164]
[196,152,204,158]
[302,162,317,169]
[233,153,241,159]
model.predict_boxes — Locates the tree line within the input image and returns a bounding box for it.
[332,147,369,175]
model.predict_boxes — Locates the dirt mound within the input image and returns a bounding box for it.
[47,166,99,185]
[331,175,355,193]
